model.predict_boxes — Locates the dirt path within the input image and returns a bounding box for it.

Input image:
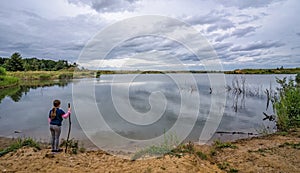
[0,129,299,173]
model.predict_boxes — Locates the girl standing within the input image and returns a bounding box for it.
[49,99,71,152]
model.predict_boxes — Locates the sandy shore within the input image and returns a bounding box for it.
[0,129,299,173]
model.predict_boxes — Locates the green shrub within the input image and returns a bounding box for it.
[0,76,19,88]
[0,67,6,76]
[274,77,300,131]
[296,73,300,85]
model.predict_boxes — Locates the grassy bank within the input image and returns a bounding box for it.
[0,76,19,89]
[225,67,300,74]
[7,70,95,80]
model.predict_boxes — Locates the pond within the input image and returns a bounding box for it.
[0,74,294,151]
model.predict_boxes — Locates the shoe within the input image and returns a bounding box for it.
[51,148,63,152]
[56,148,63,152]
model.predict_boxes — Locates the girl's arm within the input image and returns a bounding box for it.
[62,109,71,119]
[48,118,51,123]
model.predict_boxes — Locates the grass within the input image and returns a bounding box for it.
[278,142,300,149]
[0,138,41,157]
[131,133,179,160]
[7,70,94,80]
[0,75,19,89]
[213,140,238,149]
[195,151,207,160]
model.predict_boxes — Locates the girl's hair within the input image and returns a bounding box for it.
[50,100,61,120]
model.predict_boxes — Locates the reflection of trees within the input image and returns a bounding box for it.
[9,86,27,102]
[0,80,70,103]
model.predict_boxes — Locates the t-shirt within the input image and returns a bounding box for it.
[49,108,65,126]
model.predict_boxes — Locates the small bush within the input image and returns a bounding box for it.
[60,138,83,154]
[0,67,6,76]
[296,73,300,85]
[0,76,19,88]
[274,77,300,131]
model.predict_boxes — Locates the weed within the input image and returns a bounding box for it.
[210,149,217,156]
[217,162,230,170]
[60,138,83,154]
[228,168,239,173]
[0,138,41,157]
[214,140,238,149]
[278,142,300,149]
[195,151,207,160]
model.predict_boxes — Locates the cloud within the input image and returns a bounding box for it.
[231,26,257,37]
[230,41,285,52]
[0,0,299,70]
[206,19,235,32]
[216,0,284,9]
[68,0,139,13]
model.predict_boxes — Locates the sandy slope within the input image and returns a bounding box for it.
[0,129,299,173]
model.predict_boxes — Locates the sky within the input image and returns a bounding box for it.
[0,0,299,70]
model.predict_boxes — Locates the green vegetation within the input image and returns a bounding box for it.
[274,77,300,131]
[0,138,41,157]
[0,67,6,75]
[60,138,85,154]
[0,52,77,71]
[7,70,92,80]
[278,142,300,149]
[213,140,238,149]
[296,73,300,85]
[195,151,207,160]
[3,52,24,71]
[226,67,300,74]
[0,67,19,89]
[131,133,179,160]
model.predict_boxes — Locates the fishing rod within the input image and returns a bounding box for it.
[65,103,71,153]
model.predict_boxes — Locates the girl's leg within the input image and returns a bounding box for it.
[49,125,56,150]
[54,125,61,151]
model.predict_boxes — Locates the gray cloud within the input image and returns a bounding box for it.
[185,11,229,25]
[206,19,234,32]
[216,0,284,9]
[0,0,299,70]
[231,26,257,37]
[230,41,285,52]
[68,0,139,12]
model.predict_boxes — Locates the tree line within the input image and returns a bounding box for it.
[0,52,78,71]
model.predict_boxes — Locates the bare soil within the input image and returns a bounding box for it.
[0,129,299,173]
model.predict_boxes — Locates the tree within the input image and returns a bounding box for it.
[5,52,25,71]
